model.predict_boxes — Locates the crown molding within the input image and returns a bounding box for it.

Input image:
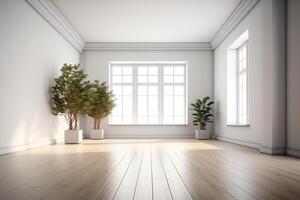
[83,42,212,51]
[210,0,260,49]
[26,0,85,52]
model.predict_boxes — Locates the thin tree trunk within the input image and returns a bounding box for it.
[93,118,97,129]
[97,119,101,129]
[74,114,78,130]
[69,117,73,130]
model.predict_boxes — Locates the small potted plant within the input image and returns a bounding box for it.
[51,63,90,144]
[88,80,115,140]
[190,97,214,139]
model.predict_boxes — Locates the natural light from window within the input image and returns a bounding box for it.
[227,30,249,126]
[109,62,187,125]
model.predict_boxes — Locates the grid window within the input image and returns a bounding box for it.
[237,43,248,124]
[227,40,249,126]
[109,62,187,125]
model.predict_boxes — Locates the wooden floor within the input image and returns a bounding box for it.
[0,140,300,200]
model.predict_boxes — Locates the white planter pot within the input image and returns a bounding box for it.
[90,129,104,140]
[65,130,83,144]
[195,129,210,140]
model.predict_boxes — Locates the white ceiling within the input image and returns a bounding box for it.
[52,0,241,43]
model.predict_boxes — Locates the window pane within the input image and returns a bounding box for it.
[243,46,247,58]
[174,96,184,115]
[123,116,132,124]
[138,96,148,115]
[112,75,122,83]
[174,86,184,96]
[138,75,147,83]
[164,116,173,124]
[174,116,185,124]
[123,86,132,95]
[123,75,132,83]
[164,66,173,75]
[148,86,158,96]
[112,67,122,75]
[123,96,132,115]
[164,96,173,115]
[111,116,122,124]
[123,66,132,75]
[174,66,184,75]
[148,116,158,124]
[138,67,147,75]
[138,116,147,124]
[164,86,173,96]
[148,66,158,75]
[164,75,173,83]
[148,75,158,83]
[174,75,184,83]
[239,49,243,61]
[138,86,147,96]
[148,96,158,115]
[112,86,122,95]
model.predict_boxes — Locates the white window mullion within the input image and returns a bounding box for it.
[132,64,138,124]
[147,66,149,123]
[172,65,175,124]
[158,64,164,124]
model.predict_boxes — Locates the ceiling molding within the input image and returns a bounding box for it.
[26,0,85,52]
[210,0,260,49]
[83,42,212,51]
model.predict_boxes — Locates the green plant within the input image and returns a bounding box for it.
[88,80,115,129]
[190,96,215,130]
[51,63,90,130]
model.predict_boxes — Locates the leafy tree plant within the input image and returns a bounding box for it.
[88,80,115,129]
[51,63,90,130]
[190,96,215,130]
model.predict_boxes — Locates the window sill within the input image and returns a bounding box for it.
[227,124,250,127]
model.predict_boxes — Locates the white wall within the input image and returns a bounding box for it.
[287,0,300,157]
[81,50,213,138]
[214,0,286,153]
[0,0,79,154]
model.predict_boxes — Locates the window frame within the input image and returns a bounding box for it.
[236,42,249,125]
[226,32,250,127]
[108,61,188,126]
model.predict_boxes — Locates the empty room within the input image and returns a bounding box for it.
[1,0,300,199]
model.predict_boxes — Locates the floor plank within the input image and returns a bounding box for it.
[134,150,152,200]
[152,150,173,200]
[0,139,300,200]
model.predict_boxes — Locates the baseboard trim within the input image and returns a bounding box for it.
[102,134,194,139]
[216,136,261,149]
[259,146,286,155]
[0,138,63,155]
[286,148,300,158]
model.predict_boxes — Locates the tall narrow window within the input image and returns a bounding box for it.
[227,30,249,126]
[109,62,187,125]
[237,43,248,124]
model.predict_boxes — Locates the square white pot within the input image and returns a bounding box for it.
[90,129,104,140]
[65,130,83,144]
[195,129,210,140]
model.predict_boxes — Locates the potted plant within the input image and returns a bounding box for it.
[51,63,90,144]
[88,80,115,139]
[190,97,214,139]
